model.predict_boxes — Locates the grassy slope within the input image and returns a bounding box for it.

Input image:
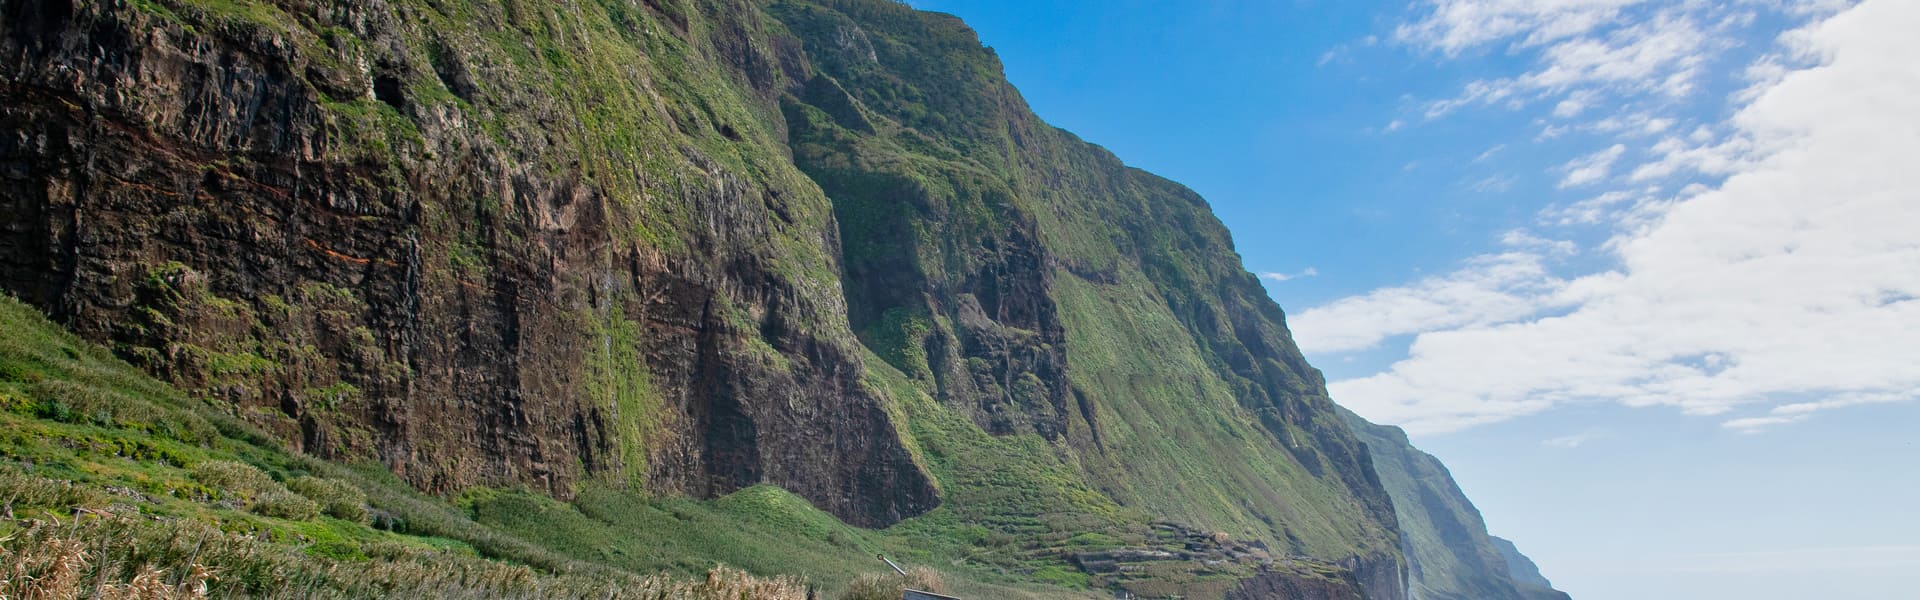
[0,294,636,596]
[0,295,1092,598]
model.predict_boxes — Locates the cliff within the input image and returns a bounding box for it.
[1341,408,1573,600]
[1,0,1430,596]
[1494,536,1574,600]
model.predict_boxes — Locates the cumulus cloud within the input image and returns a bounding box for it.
[1310,0,1920,434]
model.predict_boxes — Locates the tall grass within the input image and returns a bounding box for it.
[842,565,946,600]
[0,512,810,600]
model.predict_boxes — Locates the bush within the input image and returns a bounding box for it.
[193,460,322,521]
[249,489,320,521]
[842,565,946,600]
[0,469,104,512]
[190,460,276,500]
[287,476,369,523]
[841,574,896,600]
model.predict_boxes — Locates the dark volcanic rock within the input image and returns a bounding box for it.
[0,0,934,527]
[1225,569,1368,600]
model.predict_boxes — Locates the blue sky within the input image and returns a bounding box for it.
[906,1,1920,598]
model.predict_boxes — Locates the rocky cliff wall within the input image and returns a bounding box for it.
[1,1,1414,597]
[0,0,935,527]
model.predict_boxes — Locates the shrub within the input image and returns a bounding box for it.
[287,476,369,523]
[190,460,276,500]
[842,574,897,600]
[0,469,105,511]
[249,489,320,521]
[842,565,946,600]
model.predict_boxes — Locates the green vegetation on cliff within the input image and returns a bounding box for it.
[776,0,1401,568]
[0,294,1085,598]
[0,0,1536,597]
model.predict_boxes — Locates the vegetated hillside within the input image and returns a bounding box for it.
[0,294,1084,599]
[0,0,1514,597]
[0,294,772,599]
[1340,408,1572,600]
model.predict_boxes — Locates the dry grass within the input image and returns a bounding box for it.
[0,513,811,600]
[0,471,104,516]
[188,460,326,521]
[187,460,276,500]
[842,565,946,600]
[285,477,368,524]
[0,521,213,599]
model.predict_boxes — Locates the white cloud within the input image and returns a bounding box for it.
[1590,112,1676,136]
[1500,229,1577,255]
[1559,144,1626,187]
[1291,253,1571,353]
[1521,12,1709,97]
[1552,92,1594,118]
[1408,2,1718,122]
[1316,0,1920,434]
[1542,429,1608,448]
[1396,0,1649,57]
[1722,392,1915,433]
[1543,189,1638,225]
[1469,174,1517,193]
[1259,267,1319,283]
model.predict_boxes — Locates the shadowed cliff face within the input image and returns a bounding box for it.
[3,0,1417,597]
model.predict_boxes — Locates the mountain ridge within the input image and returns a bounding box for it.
[0,0,1564,597]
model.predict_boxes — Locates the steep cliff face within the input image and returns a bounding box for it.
[2,0,1408,596]
[1342,408,1573,600]
[1494,536,1574,600]
[0,0,935,527]
[775,0,1402,568]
